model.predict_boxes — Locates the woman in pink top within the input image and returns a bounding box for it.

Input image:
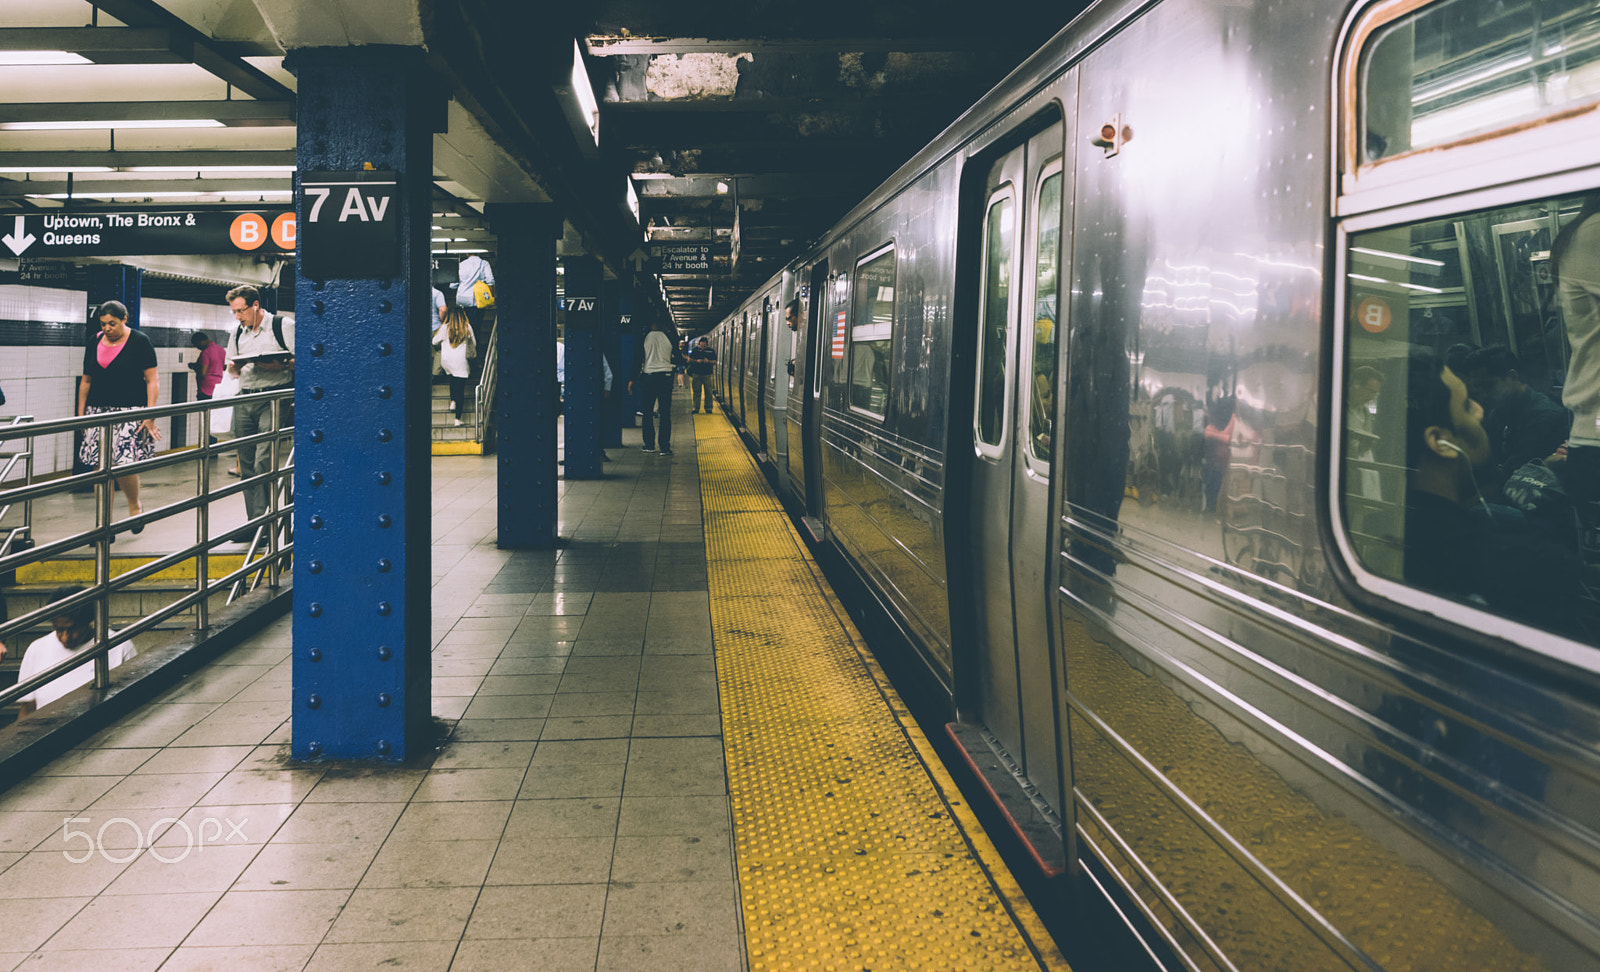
[77,300,161,533]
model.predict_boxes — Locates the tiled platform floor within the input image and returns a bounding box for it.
[0,404,744,972]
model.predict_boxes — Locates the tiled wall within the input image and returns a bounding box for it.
[1,284,236,477]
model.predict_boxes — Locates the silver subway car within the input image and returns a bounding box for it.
[708,0,1600,968]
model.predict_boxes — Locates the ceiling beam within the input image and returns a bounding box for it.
[585,36,1027,55]
[0,178,290,198]
[68,0,294,101]
[0,101,295,127]
[0,150,297,170]
[0,27,189,63]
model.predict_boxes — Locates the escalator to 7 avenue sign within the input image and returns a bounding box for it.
[1,210,295,257]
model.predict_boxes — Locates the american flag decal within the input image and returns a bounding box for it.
[831,310,848,359]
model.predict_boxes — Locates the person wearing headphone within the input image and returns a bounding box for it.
[1400,348,1582,634]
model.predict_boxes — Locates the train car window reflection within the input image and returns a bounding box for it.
[850,248,895,416]
[1342,191,1600,644]
[1361,0,1600,164]
[1029,173,1063,462]
[977,195,1015,447]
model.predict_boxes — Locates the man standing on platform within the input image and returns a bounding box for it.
[630,317,678,456]
[689,336,717,413]
[224,285,294,541]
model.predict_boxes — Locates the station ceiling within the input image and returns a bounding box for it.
[1,0,1083,330]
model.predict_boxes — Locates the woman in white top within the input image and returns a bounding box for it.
[432,306,477,425]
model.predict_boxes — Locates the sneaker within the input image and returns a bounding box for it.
[449,400,457,411]
[642,448,657,454]
[659,448,673,456]
[452,418,462,427]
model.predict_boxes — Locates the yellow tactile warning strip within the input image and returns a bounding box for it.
[695,413,1070,972]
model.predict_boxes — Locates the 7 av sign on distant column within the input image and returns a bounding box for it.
[299,170,400,279]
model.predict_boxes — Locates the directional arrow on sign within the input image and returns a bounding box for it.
[2,216,35,256]
[627,248,648,272]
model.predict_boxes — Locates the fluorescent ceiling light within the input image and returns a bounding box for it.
[0,119,225,131]
[0,166,112,173]
[0,51,91,66]
[569,40,600,148]
[431,248,488,254]
[1351,246,1446,267]
[126,165,297,173]
[29,190,293,200]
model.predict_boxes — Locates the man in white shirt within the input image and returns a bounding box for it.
[224,285,294,540]
[15,586,136,717]
[629,318,679,456]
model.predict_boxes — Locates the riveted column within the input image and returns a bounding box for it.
[85,264,143,329]
[602,281,626,447]
[490,203,559,546]
[563,256,603,478]
[288,46,443,761]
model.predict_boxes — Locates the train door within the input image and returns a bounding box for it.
[756,297,770,455]
[737,313,750,427]
[801,260,830,528]
[965,121,1067,816]
[773,281,793,485]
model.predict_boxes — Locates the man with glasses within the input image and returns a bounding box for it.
[224,285,294,543]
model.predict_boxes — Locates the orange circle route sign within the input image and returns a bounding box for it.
[1356,296,1392,334]
[271,212,296,249]
[230,213,269,251]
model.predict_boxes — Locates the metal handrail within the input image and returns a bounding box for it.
[0,390,293,713]
[474,315,498,443]
[0,415,35,560]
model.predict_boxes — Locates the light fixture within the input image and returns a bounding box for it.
[0,166,112,173]
[1351,246,1445,267]
[0,119,224,131]
[715,181,729,195]
[555,39,600,156]
[0,51,91,66]
[625,178,641,224]
[126,165,297,173]
[431,247,489,254]
[28,190,293,201]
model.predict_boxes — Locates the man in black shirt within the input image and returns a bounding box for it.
[1463,345,1572,493]
[1402,349,1582,634]
[688,336,717,414]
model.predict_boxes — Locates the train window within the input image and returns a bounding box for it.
[850,247,895,416]
[1339,188,1600,647]
[977,194,1015,448]
[1028,171,1062,463]
[1361,0,1600,165]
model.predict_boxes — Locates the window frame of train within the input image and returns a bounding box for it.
[1025,161,1065,473]
[848,244,896,419]
[1331,0,1600,667]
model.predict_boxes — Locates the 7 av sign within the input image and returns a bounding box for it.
[299,170,400,280]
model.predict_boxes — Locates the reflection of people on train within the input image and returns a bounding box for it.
[1402,349,1582,634]
[1462,345,1571,492]
[1554,197,1600,518]
[1347,366,1384,501]
[1202,395,1236,514]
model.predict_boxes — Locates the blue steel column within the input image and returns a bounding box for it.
[602,281,626,446]
[491,203,559,546]
[288,47,442,761]
[563,256,603,478]
[85,264,143,328]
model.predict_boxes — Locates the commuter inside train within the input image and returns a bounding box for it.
[785,298,800,376]
[1461,345,1571,494]
[1555,196,1600,522]
[1401,348,1583,634]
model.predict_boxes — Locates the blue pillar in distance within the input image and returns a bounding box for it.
[563,256,603,478]
[492,203,559,547]
[288,46,443,761]
[85,264,143,328]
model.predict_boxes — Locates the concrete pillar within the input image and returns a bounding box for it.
[288,46,443,761]
[563,256,603,478]
[490,203,560,546]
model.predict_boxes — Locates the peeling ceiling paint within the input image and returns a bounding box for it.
[644,52,752,100]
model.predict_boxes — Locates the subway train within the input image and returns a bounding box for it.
[700,0,1600,969]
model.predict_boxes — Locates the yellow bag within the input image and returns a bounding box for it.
[472,279,495,309]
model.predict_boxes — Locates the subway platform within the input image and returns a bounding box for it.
[0,403,1067,972]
